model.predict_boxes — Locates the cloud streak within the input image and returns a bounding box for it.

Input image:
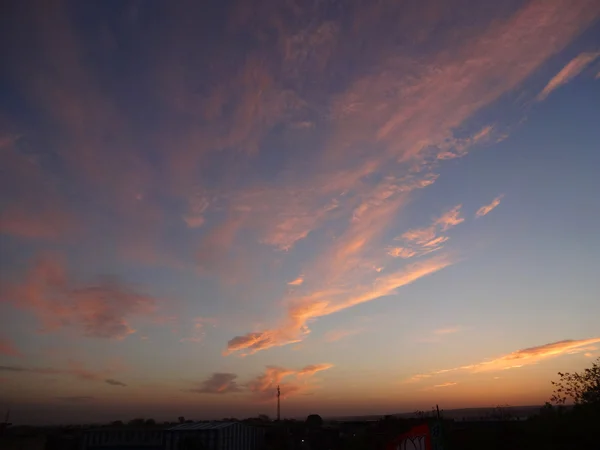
[390,205,465,259]
[226,255,453,355]
[408,338,600,382]
[537,52,600,101]
[476,195,504,218]
[0,361,121,384]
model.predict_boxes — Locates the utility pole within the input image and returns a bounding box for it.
[277,385,281,421]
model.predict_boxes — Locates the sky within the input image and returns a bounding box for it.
[0,0,599,425]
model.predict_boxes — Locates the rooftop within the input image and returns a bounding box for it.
[168,422,238,431]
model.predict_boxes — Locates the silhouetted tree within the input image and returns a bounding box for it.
[178,416,185,424]
[128,418,146,427]
[305,414,323,429]
[110,420,124,427]
[414,410,432,419]
[551,357,600,406]
[257,414,270,422]
[490,404,514,421]
[145,418,156,427]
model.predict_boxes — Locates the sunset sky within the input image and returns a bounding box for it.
[1,0,599,425]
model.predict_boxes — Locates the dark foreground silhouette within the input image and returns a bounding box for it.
[2,358,599,450]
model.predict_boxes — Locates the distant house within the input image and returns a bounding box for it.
[165,421,265,450]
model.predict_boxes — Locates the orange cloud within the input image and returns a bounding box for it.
[288,276,304,286]
[476,195,504,218]
[407,338,600,382]
[387,247,417,259]
[226,255,452,355]
[537,51,600,101]
[297,363,334,377]
[1,255,158,339]
[247,364,333,400]
[424,382,458,390]
[435,205,465,231]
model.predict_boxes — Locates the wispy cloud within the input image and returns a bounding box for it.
[476,195,504,218]
[407,338,600,382]
[1,255,158,339]
[0,361,116,383]
[188,364,333,399]
[247,364,333,400]
[391,205,465,259]
[288,276,304,286]
[434,382,458,388]
[226,255,453,355]
[188,373,242,394]
[537,51,600,101]
[423,382,459,391]
[105,378,127,387]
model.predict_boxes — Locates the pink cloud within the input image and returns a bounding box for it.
[476,195,504,218]
[537,51,600,101]
[0,134,76,239]
[1,255,159,339]
[0,336,21,357]
[391,205,464,259]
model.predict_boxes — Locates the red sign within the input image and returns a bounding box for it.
[386,424,432,450]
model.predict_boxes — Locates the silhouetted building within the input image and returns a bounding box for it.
[165,421,265,450]
[81,427,164,450]
[0,435,46,450]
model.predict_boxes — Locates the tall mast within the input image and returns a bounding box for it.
[277,385,281,421]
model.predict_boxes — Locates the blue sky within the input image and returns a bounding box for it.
[0,0,599,424]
